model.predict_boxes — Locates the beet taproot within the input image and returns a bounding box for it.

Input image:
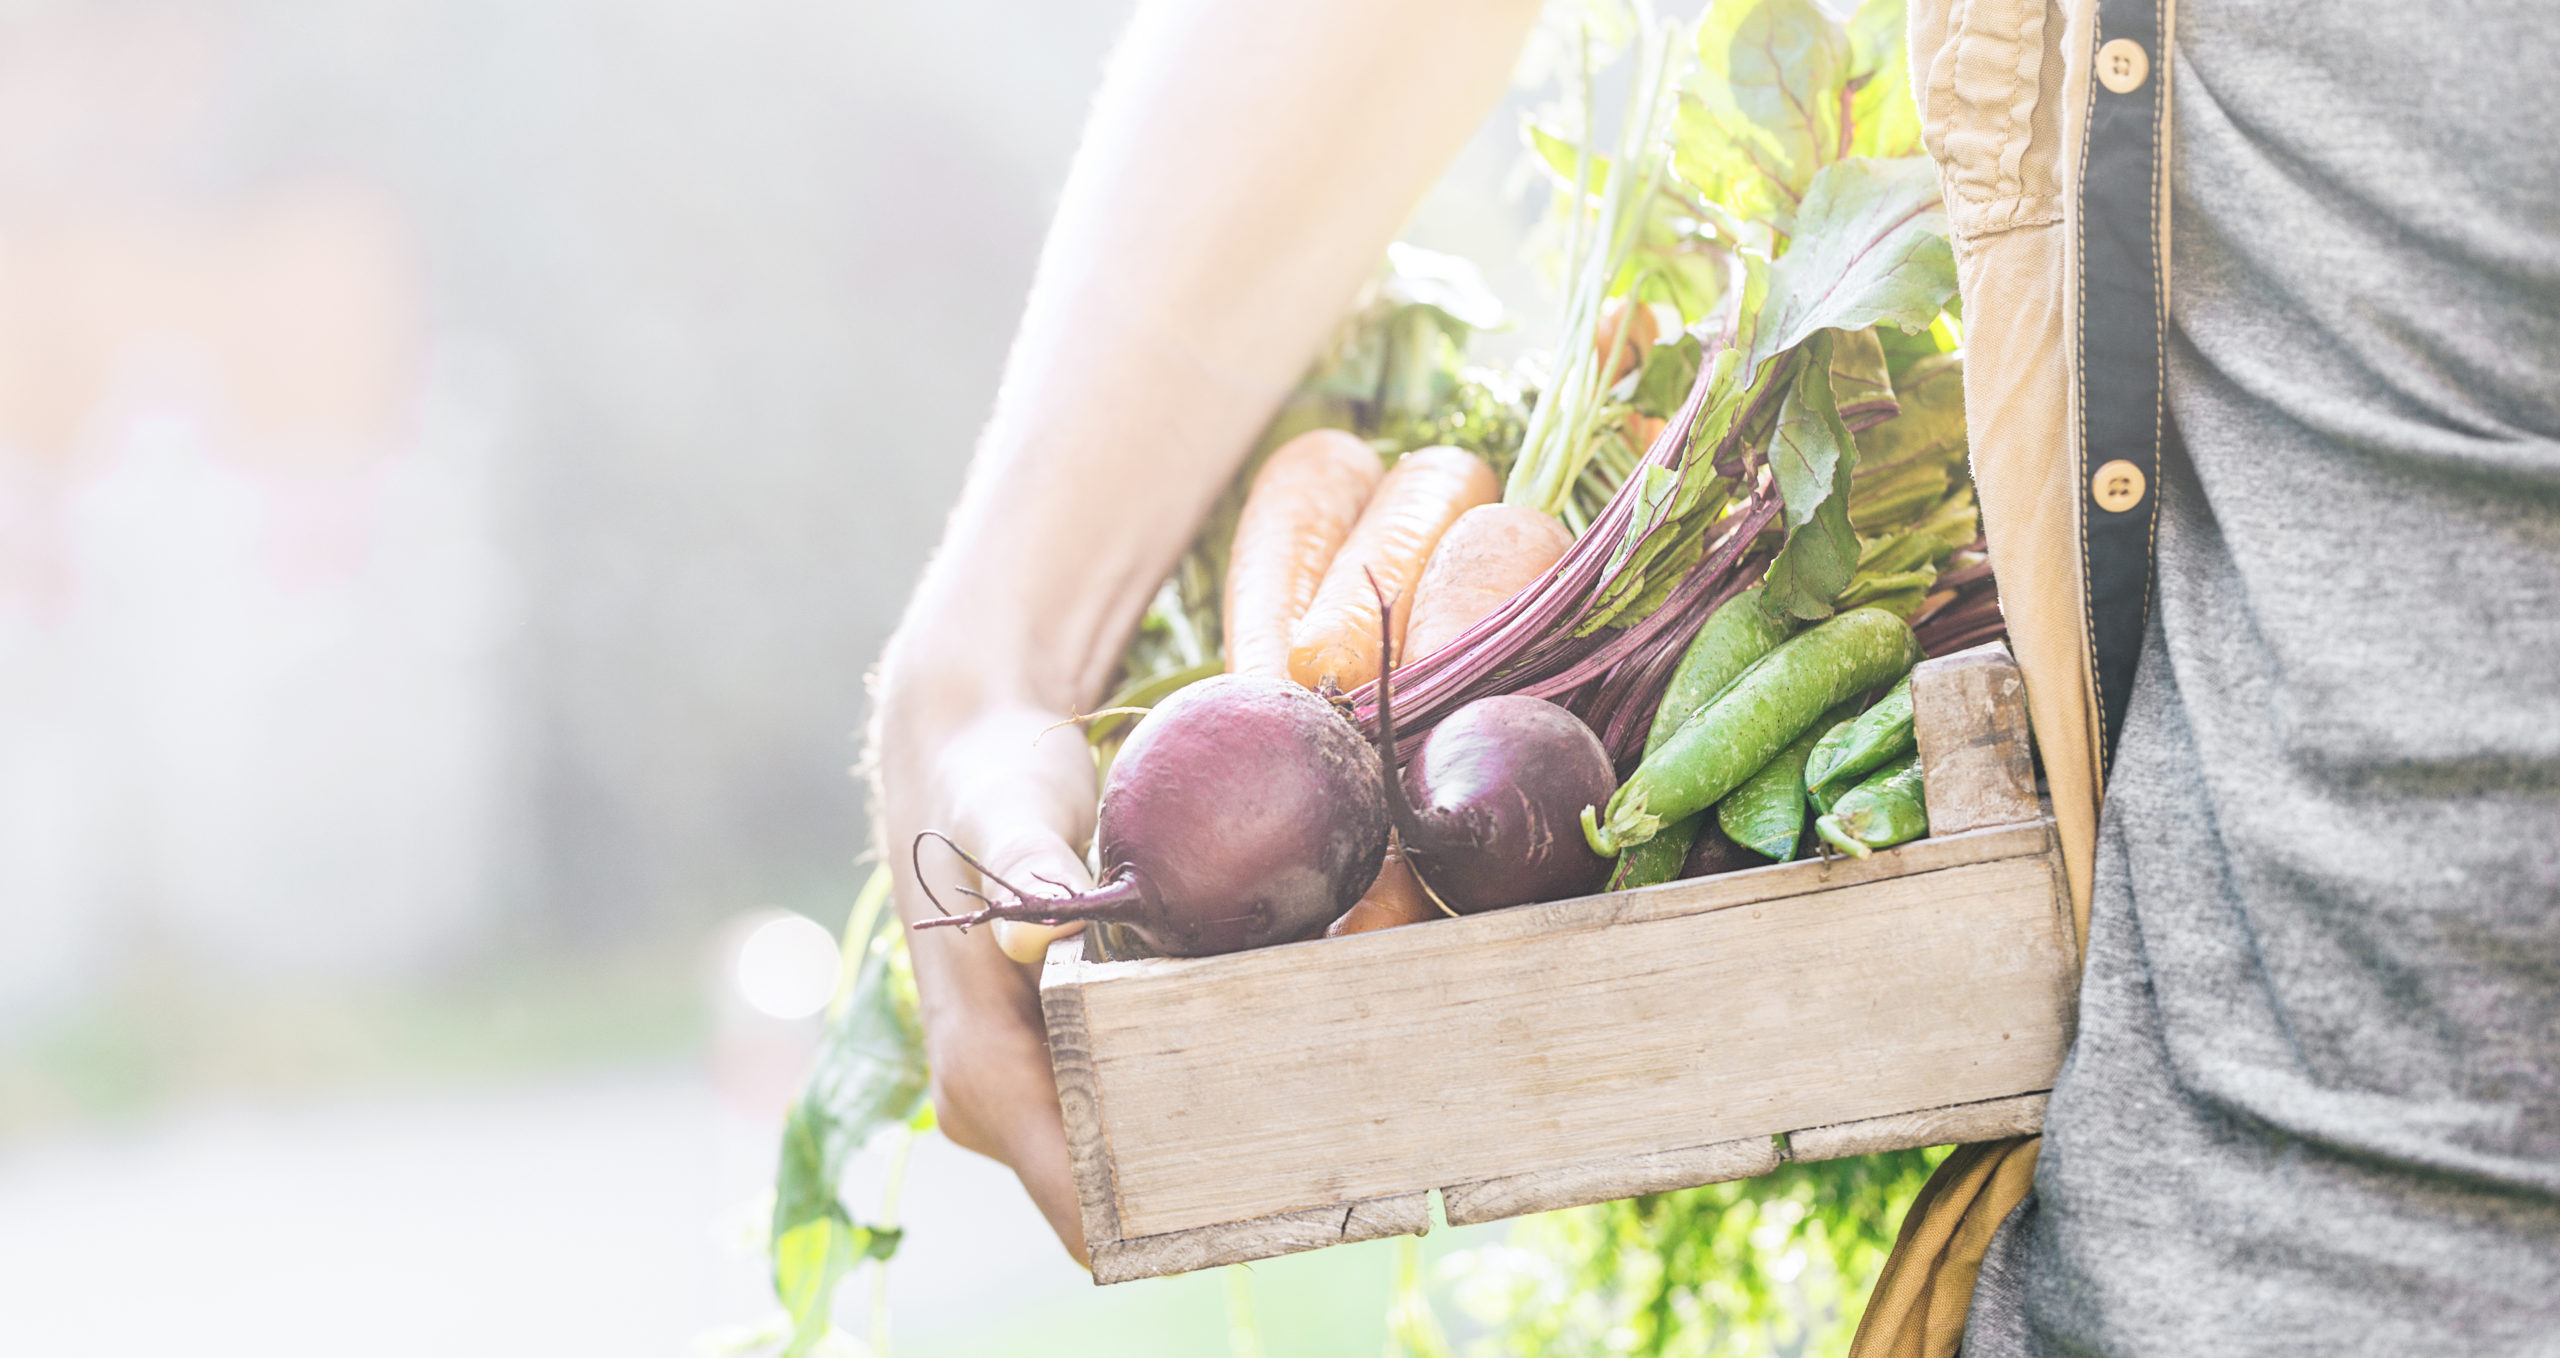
[912,674,1389,956]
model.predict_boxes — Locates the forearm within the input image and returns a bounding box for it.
[884,0,1543,720]
[865,2,1540,1249]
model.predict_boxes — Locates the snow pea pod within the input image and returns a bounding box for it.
[1718,700,1860,860]
[1642,585,1794,755]
[1584,608,1921,856]
[1813,754,1928,858]
[1806,673,1916,812]
[1605,587,1794,892]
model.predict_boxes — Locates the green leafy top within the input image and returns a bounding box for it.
[1509,0,1953,629]
[769,867,929,1358]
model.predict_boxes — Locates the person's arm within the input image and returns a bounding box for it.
[874,0,1542,1262]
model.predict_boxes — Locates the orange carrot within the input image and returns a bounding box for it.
[1324,839,1438,936]
[1222,429,1384,678]
[1400,503,1575,662]
[1594,296,1661,384]
[1286,446,1497,692]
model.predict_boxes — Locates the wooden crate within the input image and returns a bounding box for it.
[1040,642,2074,1284]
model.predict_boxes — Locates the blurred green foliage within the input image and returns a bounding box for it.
[1452,1148,1943,1358]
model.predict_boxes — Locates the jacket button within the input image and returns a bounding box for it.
[2091,459,2148,513]
[2097,38,2150,94]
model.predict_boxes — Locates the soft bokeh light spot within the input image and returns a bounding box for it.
[735,913,840,1020]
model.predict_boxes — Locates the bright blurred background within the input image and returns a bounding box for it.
[0,1,1553,1352]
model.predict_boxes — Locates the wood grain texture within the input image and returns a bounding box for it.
[1088,1192,1431,1285]
[1074,840,2076,1240]
[1047,665,2074,1278]
[1039,933,1122,1250]
[1072,821,2050,993]
[1911,642,2040,836]
[1787,1092,2051,1164]
[1441,1134,1783,1227]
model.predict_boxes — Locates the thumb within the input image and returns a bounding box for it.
[952,819,1094,967]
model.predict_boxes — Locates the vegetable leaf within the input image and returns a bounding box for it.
[1853,350,1966,474]
[1769,333,1848,530]
[1677,0,1852,236]
[1746,156,1956,378]
[1525,120,1613,201]
[1827,325,1897,429]
[1630,332,1705,419]
[1847,0,1923,157]
[770,866,929,1358]
[1763,332,1863,618]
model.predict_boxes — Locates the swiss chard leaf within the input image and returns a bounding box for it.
[1676,0,1852,236]
[770,866,929,1358]
[1763,332,1864,618]
[1746,156,1956,378]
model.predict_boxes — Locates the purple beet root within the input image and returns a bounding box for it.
[912,674,1389,957]
[1394,695,1617,912]
[1361,574,1617,915]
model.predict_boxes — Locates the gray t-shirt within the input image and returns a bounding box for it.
[1963,2,2560,1352]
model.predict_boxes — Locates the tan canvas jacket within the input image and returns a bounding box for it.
[1848,0,2177,1352]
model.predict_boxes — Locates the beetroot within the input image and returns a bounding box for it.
[1364,577,1616,914]
[912,674,1389,956]
[1387,695,1616,913]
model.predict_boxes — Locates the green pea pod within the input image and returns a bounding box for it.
[1717,700,1860,860]
[1607,812,1701,890]
[1584,608,1921,856]
[1806,673,1917,812]
[1608,590,1792,894]
[1814,754,1929,859]
[1642,586,1794,757]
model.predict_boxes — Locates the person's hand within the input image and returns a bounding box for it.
[855,0,1541,1270]
[874,670,1098,1266]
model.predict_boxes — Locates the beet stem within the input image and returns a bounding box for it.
[1361,570,1449,908]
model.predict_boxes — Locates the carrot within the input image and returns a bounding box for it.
[1222,429,1385,678]
[1401,503,1574,661]
[1324,838,1439,936]
[1594,295,1661,384]
[1286,446,1496,692]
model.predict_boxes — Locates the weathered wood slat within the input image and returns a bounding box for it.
[1080,848,2075,1239]
[1441,1134,1782,1227]
[1088,1192,1431,1285]
[1912,643,2039,836]
[1787,1091,2051,1164]
[1039,934,1123,1250]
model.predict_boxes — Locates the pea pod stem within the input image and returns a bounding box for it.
[1813,754,1928,858]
